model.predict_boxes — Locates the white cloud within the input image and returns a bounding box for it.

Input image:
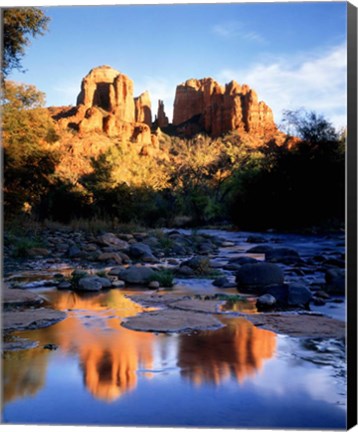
[213,21,266,44]
[218,43,347,130]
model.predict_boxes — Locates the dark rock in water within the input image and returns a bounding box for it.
[176,265,195,276]
[129,242,158,262]
[257,293,276,310]
[313,297,326,306]
[287,284,312,306]
[77,277,102,291]
[264,284,289,305]
[325,268,345,294]
[198,242,213,254]
[325,257,345,268]
[246,245,273,254]
[96,252,123,264]
[213,276,230,287]
[44,343,58,350]
[315,290,330,299]
[97,233,128,249]
[181,256,210,273]
[93,276,112,288]
[264,283,312,307]
[246,235,268,244]
[229,256,258,265]
[76,276,111,291]
[236,263,284,293]
[68,245,82,258]
[108,266,125,276]
[265,247,301,264]
[57,281,72,290]
[118,266,156,284]
[223,263,241,271]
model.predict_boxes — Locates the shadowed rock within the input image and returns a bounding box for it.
[236,262,284,293]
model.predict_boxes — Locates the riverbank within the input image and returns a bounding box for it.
[2,226,345,345]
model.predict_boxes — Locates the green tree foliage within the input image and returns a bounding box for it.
[2,7,50,77]
[230,110,345,229]
[2,80,59,216]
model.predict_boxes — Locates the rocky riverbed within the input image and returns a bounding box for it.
[3,226,346,342]
[2,226,347,427]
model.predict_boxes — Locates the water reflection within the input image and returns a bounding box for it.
[3,348,50,404]
[5,290,276,404]
[178,318,276,386]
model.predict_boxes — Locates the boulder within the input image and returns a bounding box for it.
[265,247,301,264]
[246,245,274,254]
[97,233,128,249]
[246,235,268,243]
[236,262,284,293]
[176,265,195,276]
[77,276,112,291]
[212,276,230,287]
[118,266,156,285]
[287,284,312,306]
[96,252,123,264]
[325,268,345,294]
[68,245,82,258]
[264,283,312,307]
[228,256,258,265]
[181,256,210,273]
[129,243,158,262]
[256,294,276,310]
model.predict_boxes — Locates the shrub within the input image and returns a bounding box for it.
[149,269,174,287]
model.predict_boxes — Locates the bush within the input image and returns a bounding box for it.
[149,269,174,287]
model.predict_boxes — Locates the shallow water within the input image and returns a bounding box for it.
[2,288,346,428]
[2,229,346,428]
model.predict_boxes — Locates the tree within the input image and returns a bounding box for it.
[281,109,339,143]
[2,7,50,77]
[2,80,59,216]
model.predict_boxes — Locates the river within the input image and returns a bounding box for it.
[2,229,346,428]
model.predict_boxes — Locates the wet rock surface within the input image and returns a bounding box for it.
[3,308,66,333]
[3,227,346,341]
[122,309,224,333]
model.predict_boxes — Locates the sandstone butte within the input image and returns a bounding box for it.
[50,65,288,147]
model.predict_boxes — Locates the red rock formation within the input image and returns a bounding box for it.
[173,77,278,139]
[134,91,152,127]
[156,100,169,129]
[77,66,135,122]
[53,66,153,145]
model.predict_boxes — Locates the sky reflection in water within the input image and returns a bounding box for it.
[2,289,346,428]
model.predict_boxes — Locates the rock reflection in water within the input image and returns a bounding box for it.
[7,290,156,403]
[3,348,50,404]
[5,290,277,405]
[178,318,276,386]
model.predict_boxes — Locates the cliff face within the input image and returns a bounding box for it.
[156,100,169,129]
[52,66,285,147]
[172,78,278,139]
[134,91,152,127]
[53,66,153,145]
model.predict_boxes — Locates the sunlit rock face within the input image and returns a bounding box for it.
[156,100,169,129]
[53,66,153,145]
[177,317,276,386]
[173,78,279,140]
[135,91,152,127]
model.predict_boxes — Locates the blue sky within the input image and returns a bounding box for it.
[8,2,347,129]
